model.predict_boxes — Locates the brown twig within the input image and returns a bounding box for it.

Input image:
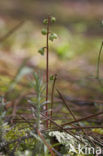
[65,126,103,130]
[37,130,55,156]
[57,89,76,120]
[0,20,25,43]
[41,112,84,144]
[57,89,96,146]
[62,111,103,126]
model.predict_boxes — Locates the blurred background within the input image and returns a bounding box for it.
[0,0,103,101]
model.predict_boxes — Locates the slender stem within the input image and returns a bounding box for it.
[37,90,41,130]
[96,41,103,79]
[50,74,57,127]
[46,16,50,128]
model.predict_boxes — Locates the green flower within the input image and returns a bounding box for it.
[49,33,57,41]
[51,17,56,23]
[50,75,54,80]
[43,19,48,24]
[41,29,47,35]
[38,47,45,55]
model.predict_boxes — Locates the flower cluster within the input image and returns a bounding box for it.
[38,16,57,55]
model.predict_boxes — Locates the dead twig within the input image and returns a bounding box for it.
[37,130,55,156]
[0,20,25,43]
[65,126,103,130]
[62,111,103,126]
[57,89,96,146]
[41,112,84,144]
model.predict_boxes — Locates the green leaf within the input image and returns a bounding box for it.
[38,47,45,55]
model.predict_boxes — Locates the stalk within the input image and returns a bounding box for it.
[50,74,57,127]
[37,90,41,130]
[39,16,57,128]
[46,16,50,128]
[96,41,103,79]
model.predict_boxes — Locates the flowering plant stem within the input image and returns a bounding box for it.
[46,16,50,128]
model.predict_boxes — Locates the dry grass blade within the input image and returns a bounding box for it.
[57,89,76,121]
[57,89,96,146]
[0,20,25,43]
[41,112,84,144]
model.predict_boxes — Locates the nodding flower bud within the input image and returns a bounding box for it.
[41,29,47,35]
[49,33,57,41]
[38,47,45,55]
[43,19,48,24]
[51,17,56,23]
[50,75,54,80]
